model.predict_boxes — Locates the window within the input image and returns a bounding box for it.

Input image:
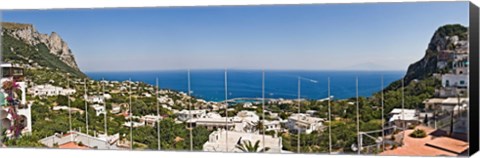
[460,80,465,85]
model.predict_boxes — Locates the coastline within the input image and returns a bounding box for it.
[85,70,404,102]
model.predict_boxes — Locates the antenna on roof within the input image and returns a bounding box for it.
[356,77,360,155]
[381,75,385,151]
[84,78,89,136]
[68,75,73,141]
[129,78,133,150]
[156,77,161,150]
[297,76,301,153]
[262,69,266,152]
[188,69,193,151]
[102,78,109,149]
[295,76,318,153]
[328,77,332,154]
[224,68,229,152]
[401,78,405,145]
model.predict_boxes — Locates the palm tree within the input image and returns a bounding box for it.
[235,140,270,152]
[254,120,264,133]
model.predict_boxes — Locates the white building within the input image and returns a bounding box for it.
[103,93,112,100]
[176,109,207,122]
[29,84,76,97]
[306,110,317,116]
[235,111,260,122]
[111,105,121,114]
[287,113,325,134]
[142,115,162,127]
[39,131,122,149]
[189,116,236,130]
[243,102,253,108]
[158,96,174,106]
[52,106,84,114]
[88,96,105,104]
[186,110,264,133]
[143,92,152,97]
[388,109,420,128]
[424,97,468,115]
[263,120,281,132]
[442,74,468,88]
[203,129,283,153]
[91,104,106,116]
[438,57,469,98]
[439,73,468,97]
[123,119,145,128]
[233,111,260,132]
[161,104,172,111]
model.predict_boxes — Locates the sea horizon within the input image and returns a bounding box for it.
[84,69,407,73]
[86,69,405,102]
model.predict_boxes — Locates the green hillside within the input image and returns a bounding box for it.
[1,32,87,79]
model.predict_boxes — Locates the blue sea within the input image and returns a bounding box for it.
[86,70,404,102]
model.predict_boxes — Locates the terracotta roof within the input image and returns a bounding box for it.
[426,137,469,154]
[59,142,89,149]
[379,126,468,156]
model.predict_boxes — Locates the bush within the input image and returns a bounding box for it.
[409,129,427,138]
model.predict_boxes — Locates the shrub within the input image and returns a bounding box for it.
[409,129,427,138]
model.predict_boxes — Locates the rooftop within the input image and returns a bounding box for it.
[288,113,324,124]
[388,109,417,122]
[177,109,206,115]
[424,97,469,105]
[426,137,469,154]
[203,129,282,153]
[380,126,468,156]
[390,108,416,114]
[58,142,89,149]
[39,131,121,150]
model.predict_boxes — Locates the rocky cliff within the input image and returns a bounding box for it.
[1,22,86,79]
[1,22,80,70]
[399,24,468,87]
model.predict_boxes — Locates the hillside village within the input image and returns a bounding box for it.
[0,22,471,156]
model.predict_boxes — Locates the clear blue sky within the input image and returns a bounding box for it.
[1,2,469,72]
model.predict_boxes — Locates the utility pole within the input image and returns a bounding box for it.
[381,75,385,151]
[295,76,317,153]
[68,75,72,141]
[129,78,133,150]
[297,77,301,153]
[224,69,229,152]
[188,69,193,151]
[328,77,332,154]
[401,78,405,144]
[103,78,107,137]
[262,70,266,152]
[356,77,360,155]
[84,78,89,136]
[156,78,161,150]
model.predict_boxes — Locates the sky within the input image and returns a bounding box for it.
[1,2,469,72]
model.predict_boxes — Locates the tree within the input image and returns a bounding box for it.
[186,126,210,150]
[253,120,264,133]
[56,95,69,106]
[235,140,270,152]
[423,114,429,125]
